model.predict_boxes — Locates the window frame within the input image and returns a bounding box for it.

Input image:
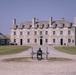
[68,38,71,43]
[45,31,48,35]
[27,39,30,43]
[53,31,55,35]
[14,39,16,43]
[35,39,37,43]
[40,31,42,35]
[45,39,48,43]
[53,39,55,43]
[20,31,23,35]
[14,31,16,35]
[27,31,30,35]
[34,31,37,35]
[60,30,63,35]
[68,30,71,34]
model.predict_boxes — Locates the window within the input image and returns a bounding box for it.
[45,39,48,43]
[68,38,71,43]
[40,31,42,35]
[53,39,55,43]
[34,31,37,35]
[14,39,16,42]
[22,25,24,29]
[35,39,37,43]
[14,31,16,35]
[1,40,5,44]
[27,39,30,43]
[68,30,71,34]
[72,40,74,43]
[45,31,48,35]
[20,31,23,35]
[53,31,55,35]
[60,31,63,35]
[27,31,30,35]
[16,25,18,29]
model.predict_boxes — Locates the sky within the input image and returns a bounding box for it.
[0,0,76,34]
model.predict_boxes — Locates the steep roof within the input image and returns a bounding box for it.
[11,19,73,29]
[52,20,73,28]
[0,33,8,39]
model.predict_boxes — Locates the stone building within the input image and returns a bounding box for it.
[10,17,76,46]
[0,33,9,45]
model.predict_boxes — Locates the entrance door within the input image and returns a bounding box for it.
[40,39,43,45]
[20,39,23,45]
[60,39,63,45]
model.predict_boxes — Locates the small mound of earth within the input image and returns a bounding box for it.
[3,57,72,62]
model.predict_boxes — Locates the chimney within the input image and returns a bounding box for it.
[13,18,16,25]
[32,17,36,27]
[74,16,76,26]
[49,17,53,27]
[60,18,64,20]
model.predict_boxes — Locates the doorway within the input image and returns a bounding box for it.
[40,39,43,45]
[60,39,63,45]
[20,39,23,45]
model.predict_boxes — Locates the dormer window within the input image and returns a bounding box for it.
[42,24,44,28]
[46,24,49,29]
[27,25,31,29]
[52,23,57,28]
[16,25,18,29]
[59,23,64,28]
[35,24,39,29]
[67,23,72,28]
[63,24,65,27]
[22,25,25,29]
[40,24,44,29]
[21,25,25,29]
[14,25,18,29]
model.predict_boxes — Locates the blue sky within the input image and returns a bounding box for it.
[0,0,76,34]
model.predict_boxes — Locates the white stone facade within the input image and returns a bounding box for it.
[10,17,76,46]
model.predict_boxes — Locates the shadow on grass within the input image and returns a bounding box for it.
[3,57,72,62]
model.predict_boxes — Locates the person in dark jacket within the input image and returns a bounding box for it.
[37,48,42,59]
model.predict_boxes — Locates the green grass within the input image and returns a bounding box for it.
[54,46,76,54]
[0,46,30,55]
[48,57,71,62]
[3,57,71,62]
[3,57,30,62]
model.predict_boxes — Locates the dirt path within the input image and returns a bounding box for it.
[0,45,76,75]
[0,61,76,75]
[0,45,76,60]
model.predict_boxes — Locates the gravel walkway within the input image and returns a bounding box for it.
[0,45,76,75]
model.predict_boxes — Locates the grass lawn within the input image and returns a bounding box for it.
[48,57,71,62]
[3,57,71,62]
[3,57,30,62]
[0,46,30,55]
[54,46,76,54]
